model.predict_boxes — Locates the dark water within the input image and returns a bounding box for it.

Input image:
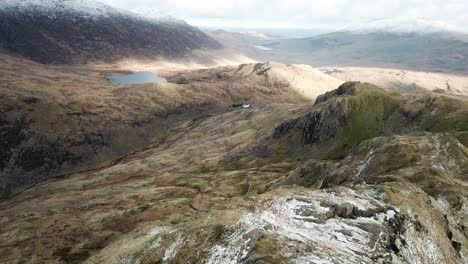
[106,71,167,85]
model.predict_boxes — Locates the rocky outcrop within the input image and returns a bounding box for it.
[261,81,468,163]
[314,81,362,104]
[98,185,463,264]
[264,82,400,161]
[281,133,468,263]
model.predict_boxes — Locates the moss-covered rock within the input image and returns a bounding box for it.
[263,82,468,161]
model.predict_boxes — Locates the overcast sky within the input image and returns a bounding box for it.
[100,0,468,32]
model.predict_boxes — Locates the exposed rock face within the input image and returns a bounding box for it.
[202,188,402,264]
[0,0,221,64]
[273,98,350,144]
[314,81,361,104]
[261,82,399,162]
[95,185,463,264]
[298,98,350,146]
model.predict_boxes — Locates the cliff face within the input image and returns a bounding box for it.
[0,0,221,64]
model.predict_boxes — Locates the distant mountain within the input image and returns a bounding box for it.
[345,18,464,35]
[207,29,285,60]
[0,0,221,64]
[260,21,468,73]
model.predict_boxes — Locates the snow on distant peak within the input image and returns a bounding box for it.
[0,0,120,16]
[0,0,176,24]
[0,0,183,23]
[128,7,183,24]
[346,18,462,35]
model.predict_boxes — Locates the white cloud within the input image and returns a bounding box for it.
[99,0,468,31]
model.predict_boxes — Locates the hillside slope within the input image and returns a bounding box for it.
[0,82,466,263]
[0,0,221,64]
[167,62,344,100]
[0,56,320,195]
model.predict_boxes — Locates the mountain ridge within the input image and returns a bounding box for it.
[0,0,222,64]
[259,29,468,74]
[343,18,466,35]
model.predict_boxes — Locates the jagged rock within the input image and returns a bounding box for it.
[302,99,350,145]
[331,202,357,218]
[315,81,362,104]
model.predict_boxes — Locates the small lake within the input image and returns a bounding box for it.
[106,71,167,85]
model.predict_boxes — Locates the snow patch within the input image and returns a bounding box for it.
[113,255,141,264]
[206,190,397,263]
[1,0,118,16]
[148,226,173,237]
[146,226,174,250]
[397,220,445,263]
[0,0,179,23]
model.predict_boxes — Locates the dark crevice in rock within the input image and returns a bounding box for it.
[386,213,406,255]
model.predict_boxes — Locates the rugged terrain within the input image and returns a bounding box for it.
[167,62,344,100]
[1,2,466,263]
[1,53,346,195]
[0,61,467,264]
[0,0,221,64]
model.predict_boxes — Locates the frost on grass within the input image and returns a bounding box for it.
[163,233,184,261]
[113,255,141,264]
[146,226,174,250]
